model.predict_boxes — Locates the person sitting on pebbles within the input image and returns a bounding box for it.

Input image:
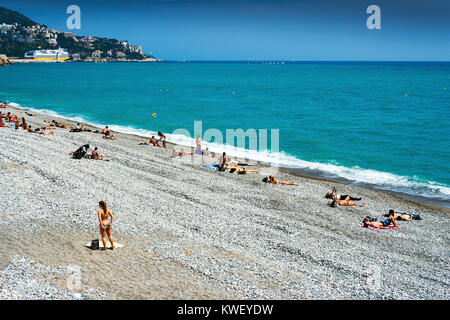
[97,201,115,250]
[139,136,161,147]
[102,126,117,140]
[90,147,109,161]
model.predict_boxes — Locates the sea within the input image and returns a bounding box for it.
[1,61,449,207]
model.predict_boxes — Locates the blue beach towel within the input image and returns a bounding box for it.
[202,165,219,170]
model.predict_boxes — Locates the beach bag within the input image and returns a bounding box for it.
[73,149,83,159]
[91,239,99,250]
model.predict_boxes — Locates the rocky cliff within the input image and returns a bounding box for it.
[0,54,12,66]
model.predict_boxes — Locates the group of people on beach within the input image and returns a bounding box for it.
[139,131,167,148]
[70,144,108,161]
[2,103,425,252]
[1,111,55,135]
[322,187,422,229]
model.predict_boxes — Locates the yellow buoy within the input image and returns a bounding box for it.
[152,113,156,118]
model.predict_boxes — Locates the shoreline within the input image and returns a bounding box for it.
[4,103,449,210]
[1,103,449,299]
[8,58,163,64]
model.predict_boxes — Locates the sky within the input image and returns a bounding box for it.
[1,0,449,61]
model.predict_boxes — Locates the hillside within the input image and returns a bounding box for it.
[0,6,156,61]
[0,6,37,27]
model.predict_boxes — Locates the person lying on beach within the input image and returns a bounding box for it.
[362,211,397,229]
[90,147,109,161]
[38,128,54,136]
[98,200,115,250]
[171,149,193,158]
[26,125,36,133]
[45,119,65,128]
[230,167,259,174]
[0,102,6,109]
[329,198,365,207]
[1,112,11,121]
[325,187,362,202]
[263,176,298,186]
[384,210,422,221]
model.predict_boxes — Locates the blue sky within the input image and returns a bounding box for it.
[2,0,449,60]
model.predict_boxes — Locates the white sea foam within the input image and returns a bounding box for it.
[7,102,450,201]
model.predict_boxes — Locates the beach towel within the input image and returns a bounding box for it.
[359,223,400,230]
[202,165,218,170]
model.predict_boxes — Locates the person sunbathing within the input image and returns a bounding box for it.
[362,211,397,229]
[38,128,54,135]
[230,167,259,174]
[91,147,108,161]
[103,132,116,140]
[171,149,193,157]
[325,187,362,201]
[2,112,11,121]
[330,198,365,207]
[384,210,422,221]
[263,176,298,186]
[26,125,36,133]
[139,136,160,146]
[70,123,83,132]
[101,126,110,134]
[149,136,160,146]
[97,200,115,250]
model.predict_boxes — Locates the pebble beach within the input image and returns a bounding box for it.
[0,105,448,300]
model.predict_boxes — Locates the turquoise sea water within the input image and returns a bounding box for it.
[1,62,449,205]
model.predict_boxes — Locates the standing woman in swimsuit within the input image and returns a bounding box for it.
[97,201,115,250]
